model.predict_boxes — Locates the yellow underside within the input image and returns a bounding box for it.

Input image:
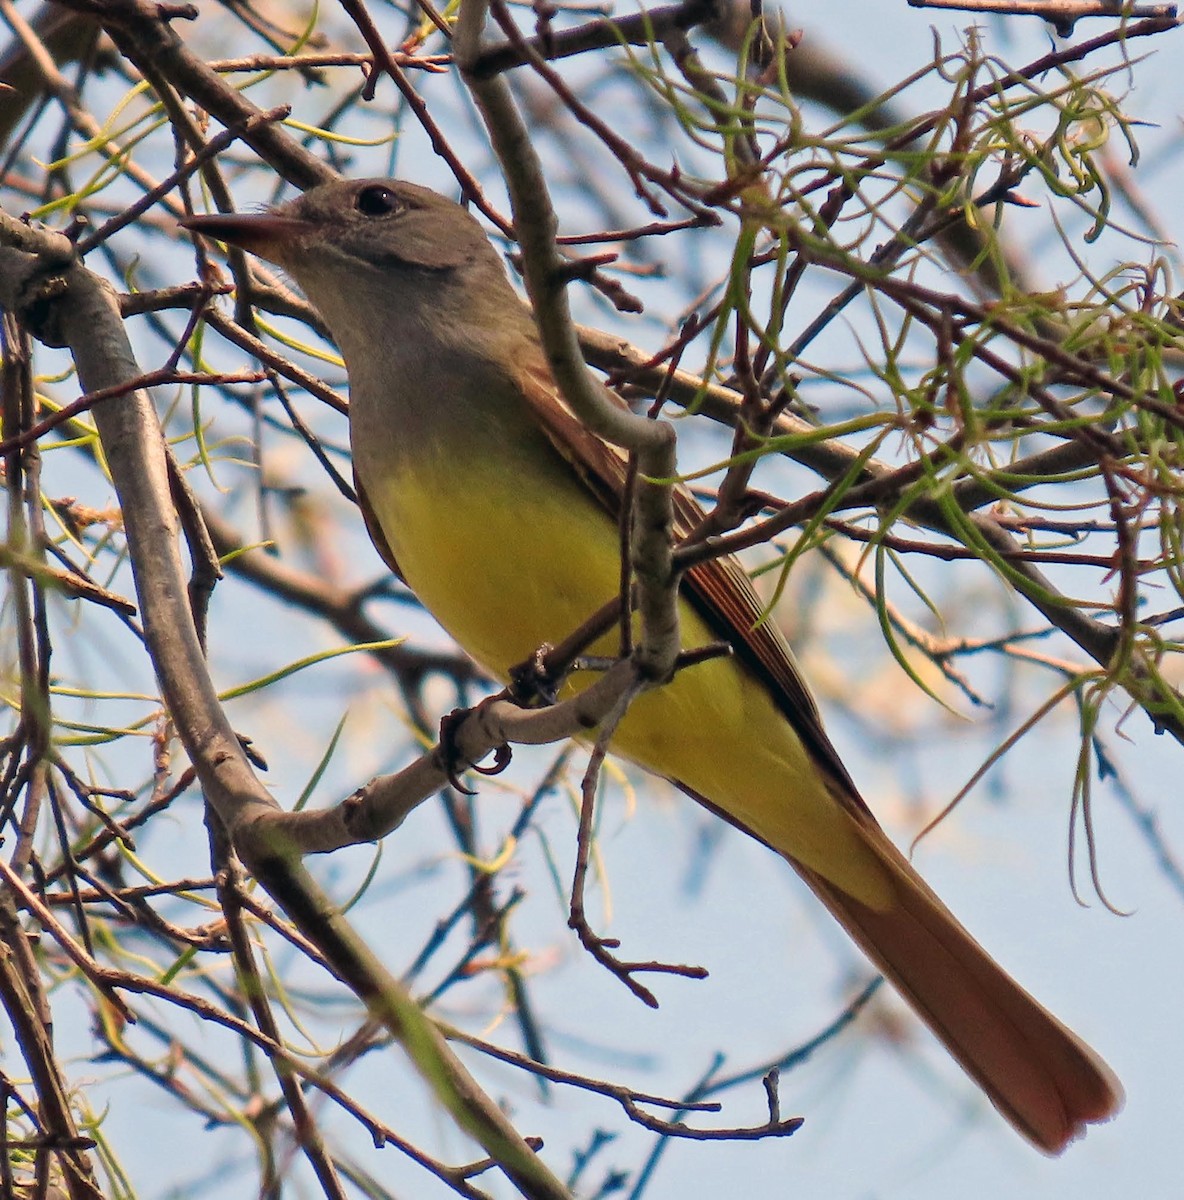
[371,452,892,908]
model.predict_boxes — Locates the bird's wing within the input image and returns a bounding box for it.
[512,349,875,822]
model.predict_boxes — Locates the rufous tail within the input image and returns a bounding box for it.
[794,825,1122,1154]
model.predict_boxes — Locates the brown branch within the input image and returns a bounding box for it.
[468,0,718,79]
[0,366,266,456]
[458,0,683,693]
[907,0,1175,39]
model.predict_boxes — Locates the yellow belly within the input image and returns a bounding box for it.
[368,450,891,906]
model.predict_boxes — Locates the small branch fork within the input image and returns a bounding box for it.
[560,644,731,1005]
[448,1021,806,1142]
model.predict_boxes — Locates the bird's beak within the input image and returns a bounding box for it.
[179,210,313,264]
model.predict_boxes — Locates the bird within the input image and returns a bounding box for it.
[181,177,1122,1153]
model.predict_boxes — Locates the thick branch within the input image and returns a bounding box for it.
[0,213,571,1200]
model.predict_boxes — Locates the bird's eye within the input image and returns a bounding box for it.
[354,185,402,217]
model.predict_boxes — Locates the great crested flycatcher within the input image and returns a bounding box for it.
[183,177,1121,1152]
